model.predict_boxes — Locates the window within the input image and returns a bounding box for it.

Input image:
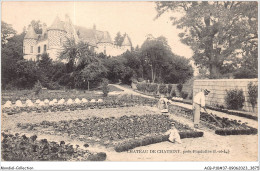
[30,46,33,53]
[44,45,47,52]
[38,46,41,53]
[23,46,25,53]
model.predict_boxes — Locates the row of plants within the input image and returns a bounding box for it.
[136,82,191,100]
[1,132,106,161]
[3,95,159,115]
[170,97,257,121]
[17,114,203,149]
[168,104,258,136]
[114,131,204,152]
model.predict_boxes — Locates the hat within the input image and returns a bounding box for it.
[204,89,210,94]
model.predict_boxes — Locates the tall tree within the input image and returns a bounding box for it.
[140,36,173,83]
[1,21,16,47]
[114,32,124,46]
[155,1,258,78]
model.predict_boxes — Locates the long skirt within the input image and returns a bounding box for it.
[193,103,201,125]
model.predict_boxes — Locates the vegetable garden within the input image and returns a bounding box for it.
[1,133,106,161]
[168,104,258,136]
[16,114,203,152]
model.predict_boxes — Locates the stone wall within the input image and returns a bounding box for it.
[193,79,258,113]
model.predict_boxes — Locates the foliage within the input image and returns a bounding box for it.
[33,80,42,95]
[177,84,183,93]
[155,1,258,78]
[159,84,168,95]
[1,133,104,161]
[181,91,189,99]
[167,84,173,94]
[101,79,109,97]
[225,89,245,110]
[248,82,258,111]
[114,32,125,46]
[170,89,176,97]
[136,83,147,92]
[146,83,158,93]
[1,21,16,47]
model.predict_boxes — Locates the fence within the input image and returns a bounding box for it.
[193,79,258,113]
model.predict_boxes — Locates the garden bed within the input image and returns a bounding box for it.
[171,99,258,121]
[16,114,203,151]
[168,104,258,136]
[1,132,106,161]
[2,95,159,115]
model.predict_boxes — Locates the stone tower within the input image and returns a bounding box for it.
[47,16,67,60]
[23,25,38,60]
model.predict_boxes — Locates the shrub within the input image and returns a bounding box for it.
[33,80,42,95]
[146,83,158,93]
[136,83,146,92]
[101,79,109,97]
[225,89,245,110]
[167,84,173,94]
[189,92,193,100]
[159,84,168,95]
[177,84,183,93]
[170,89,176,97]
[181,91,189,99]
[87,152,107,161]
[137,78,144,82]
[248,82,258,111]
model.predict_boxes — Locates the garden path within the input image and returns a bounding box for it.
[111,84,258,129]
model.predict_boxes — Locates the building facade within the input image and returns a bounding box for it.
[23,15,132,61]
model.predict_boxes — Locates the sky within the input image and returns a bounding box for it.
[2,1,194,59]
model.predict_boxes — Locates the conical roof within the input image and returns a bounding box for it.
[24,25,38,39]
[122,34,132,46]
[48,16,65,31]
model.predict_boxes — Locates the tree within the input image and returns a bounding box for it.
[1,21,16,47]
[81,61,107,90]
[1,30,25,89]
[140,36,173,83]
[155,1,258,78]
[114,32,124,46]
[29,20,43,34]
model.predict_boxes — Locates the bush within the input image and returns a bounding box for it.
[159,84,168,95]
[87,152,107,161]
[225,89,245,110]
[177,84,183,93]
[136,83,146,92]
[101,79,109,97]
[168,84,172,94]
[189,92,193,100]
[170,89,176,97]
[33,80,42,95]
[248,82,258,111]
[181,91,189,99]
[146,83,158,93]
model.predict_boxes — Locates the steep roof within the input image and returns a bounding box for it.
[122,34,132,46]
[74,26,113,46]
[24,25,38,39]
[48,16,65,31]
[99,31,112,43]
